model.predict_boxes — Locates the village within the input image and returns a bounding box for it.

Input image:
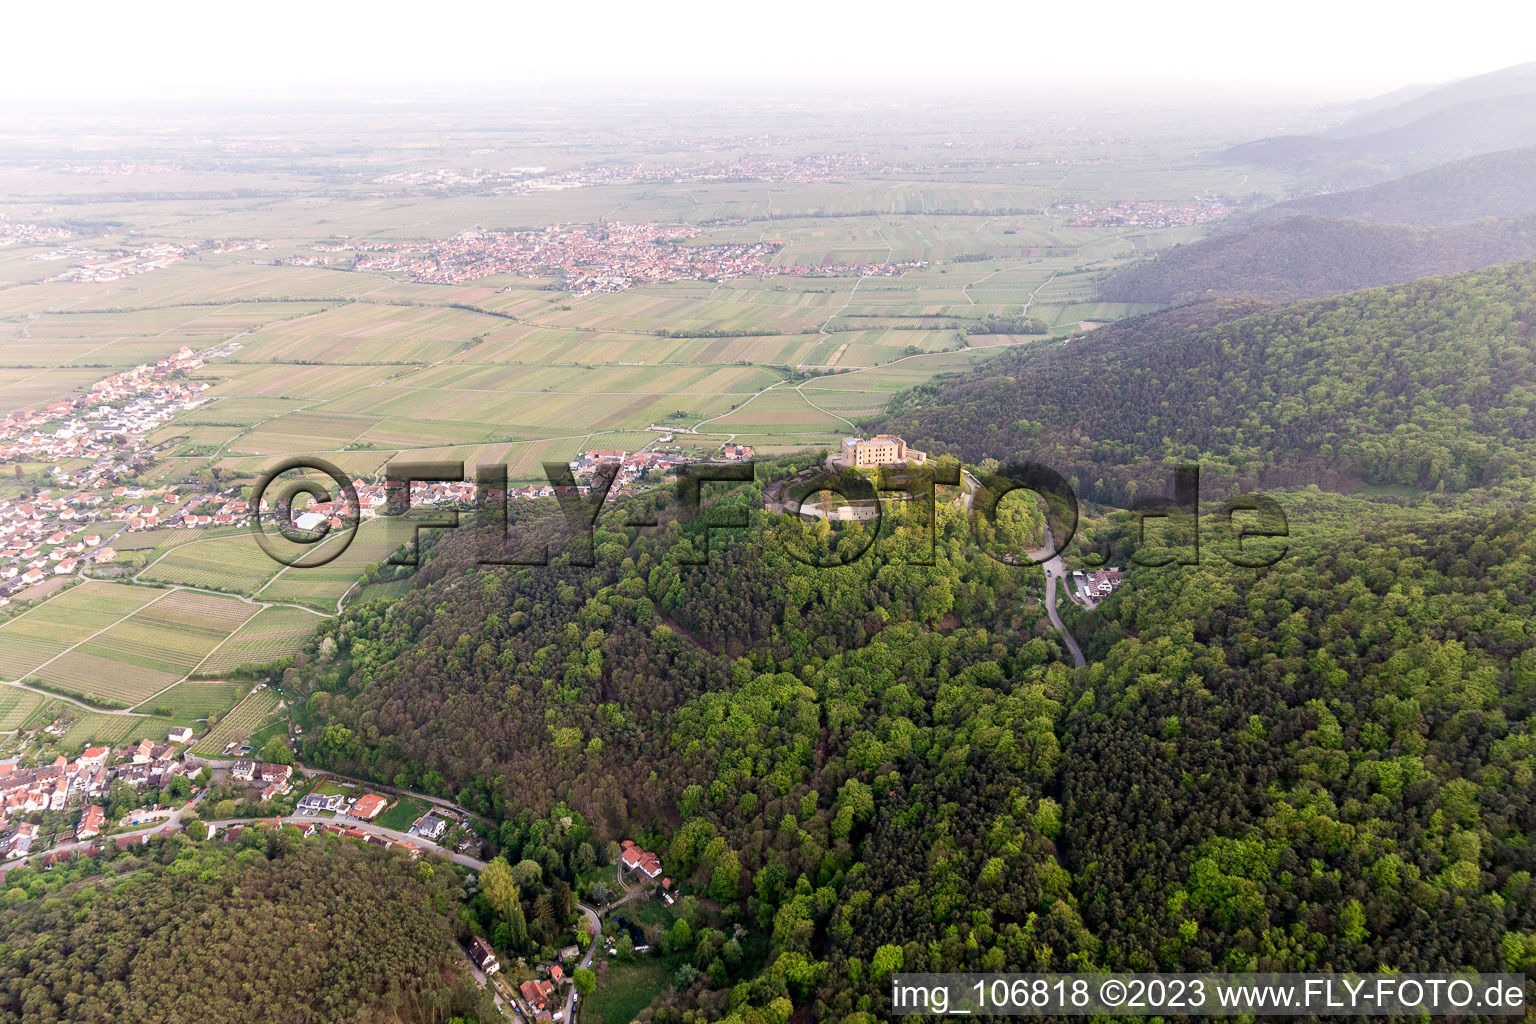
[363,151,932,198]
[1053,194,1235,228]
[0,343,260,601]
[0,724,197,859]
[0,702,703,1024]
[316,221,924,294]
[0,221,73,246]
[0,706,486,871]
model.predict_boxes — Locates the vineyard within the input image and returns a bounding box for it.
[199,686,284,755]
[199,606,320,674]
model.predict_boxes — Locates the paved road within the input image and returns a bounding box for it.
[557,901,605,1022]
[1036,524,1086,668]
[0,788,208,877]
[201,814,490,868]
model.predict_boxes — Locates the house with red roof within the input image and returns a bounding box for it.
[620,840,663,880]
[351,793,387,820]
[76,804,105,840]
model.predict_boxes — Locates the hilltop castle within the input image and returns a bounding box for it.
[839,434,926,469]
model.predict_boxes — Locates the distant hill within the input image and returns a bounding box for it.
[881,260,1536,501]
[1258,147,1536,226]
[1223,91,1536,188]
[1342,79,1441,120]
[1099,211,1536,303]
[1328,61,1536,137]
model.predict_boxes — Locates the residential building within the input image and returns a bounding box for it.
[619,839,663,880]
[76,804,104,840]
[351,793,387,820]
[411,812,447,840]
[469,935,500,974]
[297,792,346,815]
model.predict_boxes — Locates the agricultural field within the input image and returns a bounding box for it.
[33,589,258,706]
[198,605,323,673]
[199,685,284,755]
[139,533,284,594]
[0,687,45,731]
[0,582,162,682]
[144,679,248,722]
[58,711,166,750]
[256,520,403,611]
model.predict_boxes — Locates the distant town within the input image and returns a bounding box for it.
[295,222,926,294]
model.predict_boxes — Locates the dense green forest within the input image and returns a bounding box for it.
[0,834,493,1024]
[281,422,1536,1019]
[895,261,1536,504]
[1257,147,1536,226]
[1100,212,1536,303]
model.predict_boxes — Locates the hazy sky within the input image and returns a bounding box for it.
[7,0,1533,105]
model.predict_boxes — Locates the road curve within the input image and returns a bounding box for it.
[1037,525,1086,669]
[1043,564,1086,668]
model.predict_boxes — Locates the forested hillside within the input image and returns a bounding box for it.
[279,370,1536,1022]
[1060,493,1536,978]
[0,834,490,1024]
[896,261,1536,502]
[1099,212,1536,303]
[1258,148,1536,226]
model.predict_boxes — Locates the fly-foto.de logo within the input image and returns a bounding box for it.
[248,456,1289,571]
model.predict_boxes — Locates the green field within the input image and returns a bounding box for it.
[33,589,258,706]
[197,685,284,755]
[585,955,683,1024]
[257,520,401,611]
[58,711,170,750]
[139,534,284,594]
[0,687,45,731]
[146,679,248,721]
[375,797,431,832]
[0,582,161,682]
[198,606,323,673]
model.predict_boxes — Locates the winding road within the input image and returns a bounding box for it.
[960,474,1085,668]
[1036,524,1086,668]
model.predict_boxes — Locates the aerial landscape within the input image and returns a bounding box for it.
[0,4,1533,1022]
